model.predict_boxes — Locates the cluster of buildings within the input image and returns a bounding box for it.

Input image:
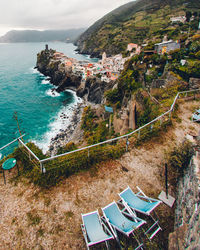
[52,51,132,83]
[50,36,181,83]
[52,42,143,83]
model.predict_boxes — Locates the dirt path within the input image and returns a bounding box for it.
[0,100,199,249]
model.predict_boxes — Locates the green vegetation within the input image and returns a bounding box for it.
[169,35,200,80]
[10,113,172,188]
[2,1,199,190]
[57,142,77,155]
[166,140,194,186]
[166,140,194,171]
[81,106,110,144]
[77,0,200,56]
[12,140,125,188]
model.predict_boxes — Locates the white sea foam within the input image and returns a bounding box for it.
[34,91,83,153]
[30,67,44,76]
[46,88,61,97]
[42,79,51,85]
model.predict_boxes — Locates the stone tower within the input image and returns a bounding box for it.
[102,52,107,64]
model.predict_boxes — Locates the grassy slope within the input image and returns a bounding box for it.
[76,0,200,56]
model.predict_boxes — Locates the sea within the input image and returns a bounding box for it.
[0,42,97,157]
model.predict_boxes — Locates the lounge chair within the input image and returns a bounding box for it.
[195,108,200,114]
[192,113,200,122]
[81,210,114,249]
[119,186,162,240]
[102,201,146,249]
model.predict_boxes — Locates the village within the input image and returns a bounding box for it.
[52,38,181,83]
[50,13,200,84]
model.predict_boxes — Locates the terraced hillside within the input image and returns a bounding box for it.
[75,0,200,57]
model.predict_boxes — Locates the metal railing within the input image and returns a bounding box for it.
[0,134,25,151]
[40,89,199,165]
[0,89,199,173]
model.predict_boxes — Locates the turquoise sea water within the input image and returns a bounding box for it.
[0,42,96,156]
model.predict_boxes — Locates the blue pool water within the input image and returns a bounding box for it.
[0,42,96,156]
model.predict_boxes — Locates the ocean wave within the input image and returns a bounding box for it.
[30,67,44,76]
[34,91,83,154]
[42,79,51,85]
[46,88,61,97]
[65,89,82,103]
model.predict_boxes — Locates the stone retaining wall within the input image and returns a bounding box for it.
[168,152,200,249]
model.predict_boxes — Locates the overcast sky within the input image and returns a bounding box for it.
[0,0,132,36]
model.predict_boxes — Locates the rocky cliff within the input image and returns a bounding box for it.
[36,48,113,104]
[168,144,200,249]
[36,49,82,92]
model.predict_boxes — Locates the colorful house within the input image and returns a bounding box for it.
[127,43,141,54]
[154,40,180,55]
[110,72,119,81]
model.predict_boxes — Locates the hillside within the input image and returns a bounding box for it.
[0,28,86,43]
[75,0,200,57]
[0,99,199,249]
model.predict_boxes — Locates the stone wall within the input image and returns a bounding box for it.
[168,151,200,249]
[189,78,200,90]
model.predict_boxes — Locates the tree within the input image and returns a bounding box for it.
[186,11,192,22]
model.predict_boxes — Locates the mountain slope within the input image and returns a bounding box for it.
[75,0,200,57]
[0,28,86,43]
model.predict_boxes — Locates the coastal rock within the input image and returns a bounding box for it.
[36,49,82,91]
[36,48,112,104]
[77,77,115,104]
[48,102,85,155]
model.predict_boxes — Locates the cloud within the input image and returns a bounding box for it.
[0,0,132,35]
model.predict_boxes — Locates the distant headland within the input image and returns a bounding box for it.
[0,28,86,43]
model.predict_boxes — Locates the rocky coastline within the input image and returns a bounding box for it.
[35,48,107,154]
[35,47,118,154]
[48,101,86,156]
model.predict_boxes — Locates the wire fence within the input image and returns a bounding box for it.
[0,88,199,174]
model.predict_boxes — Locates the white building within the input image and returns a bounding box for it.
[170,16,186,23]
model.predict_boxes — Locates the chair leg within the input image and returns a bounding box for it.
[105,240,110,250]
[132,232,143,250]
[3,170,6,184]
[114,229,122,250]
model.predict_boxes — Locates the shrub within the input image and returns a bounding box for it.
[105,88,121,104]
[31,143,125,188]
[166,140,194,172]
[57,142,77,155]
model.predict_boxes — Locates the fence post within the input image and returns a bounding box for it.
[150,124,153,132]
[88,148,90,158]
[138,130,141,139]
[160,118,162,126]
[40,162,43,173]
[165,163,168,199]
[169,111,171,120]
[126,136,129,152]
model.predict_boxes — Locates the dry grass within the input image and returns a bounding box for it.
[0,100,199,249]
